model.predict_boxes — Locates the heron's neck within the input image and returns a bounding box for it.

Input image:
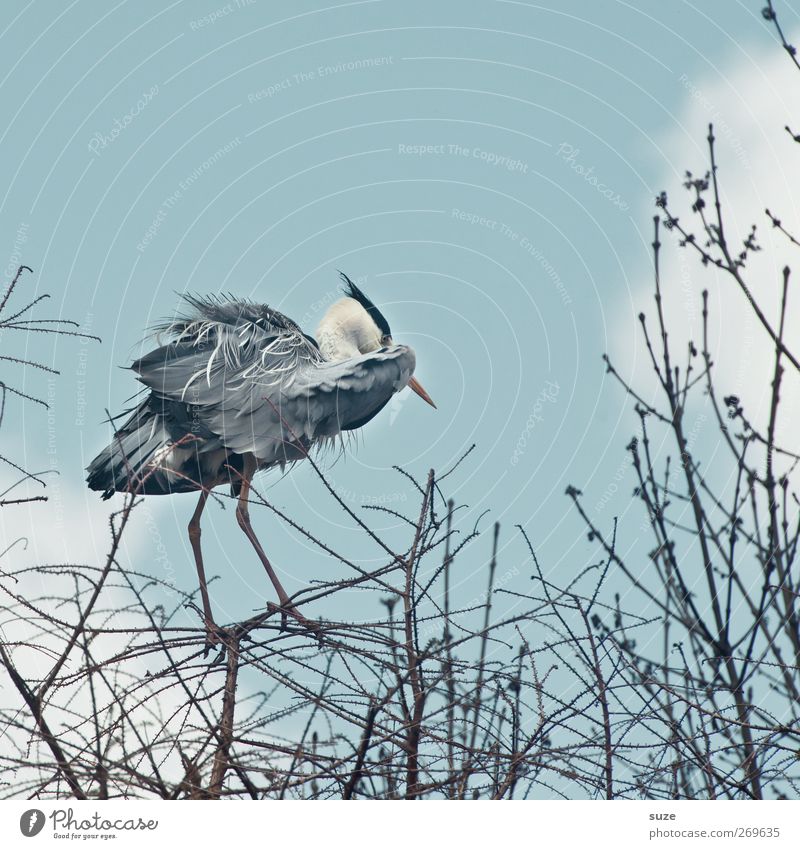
[316,298,380,361]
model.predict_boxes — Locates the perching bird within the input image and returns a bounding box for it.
[86,273,435,642]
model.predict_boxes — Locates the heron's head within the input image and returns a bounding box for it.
[316,272,436,408]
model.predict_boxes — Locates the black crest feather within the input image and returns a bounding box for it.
[338,271,391,338]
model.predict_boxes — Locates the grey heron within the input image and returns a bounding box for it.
[86,273,435,642]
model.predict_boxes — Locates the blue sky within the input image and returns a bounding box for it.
[1,0,798,643]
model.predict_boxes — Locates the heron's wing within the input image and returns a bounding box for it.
[197,345,417,460]
[132,294,319,443]
[133,294,415,462]
[134,294,321,396]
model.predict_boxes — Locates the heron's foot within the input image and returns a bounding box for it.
[193,615,230,657]
[267,601,322,640]
[187,603,228,658]
[203,620,230,658]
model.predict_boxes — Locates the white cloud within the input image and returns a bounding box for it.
[0,472,161,574]
[611,34,800,455]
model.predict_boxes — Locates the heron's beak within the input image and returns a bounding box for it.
[408,376,436,409]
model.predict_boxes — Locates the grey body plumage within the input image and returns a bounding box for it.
[87,288,417,499]
[86,275,435,641]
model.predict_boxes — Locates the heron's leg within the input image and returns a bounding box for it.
[235,456,306,626]
[188,489,220,646]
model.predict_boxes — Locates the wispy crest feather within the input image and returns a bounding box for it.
[152,293,323,397]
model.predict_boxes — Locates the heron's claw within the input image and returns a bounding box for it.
[202,618,228,660]
[267,601,322,641]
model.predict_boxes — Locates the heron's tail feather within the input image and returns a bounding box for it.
[86,398,187,498]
